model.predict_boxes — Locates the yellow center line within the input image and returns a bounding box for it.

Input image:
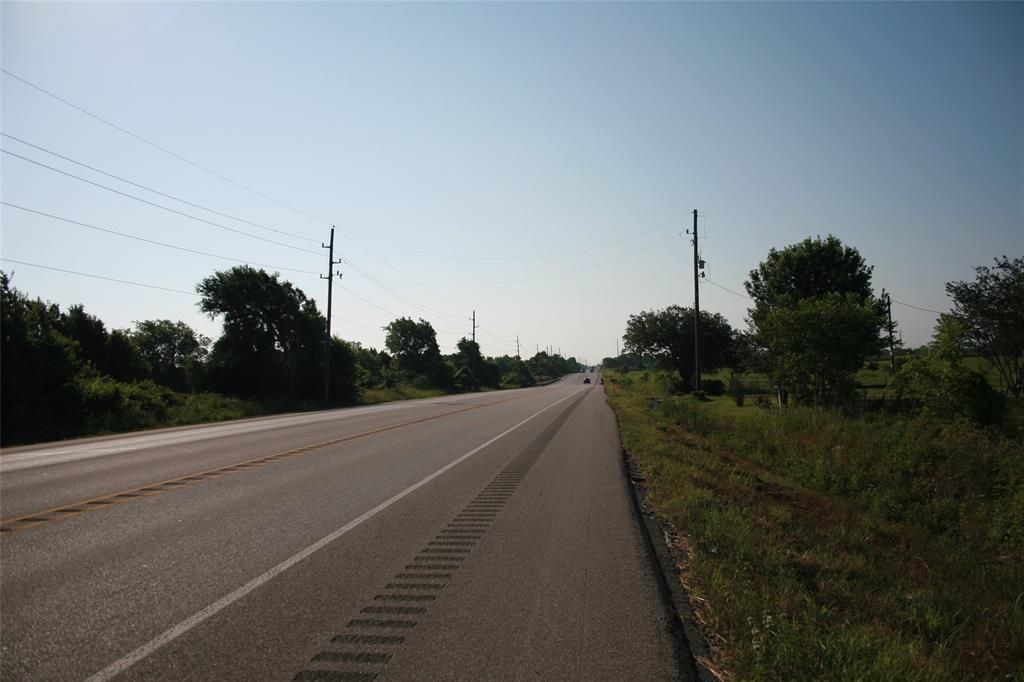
[0,389,551,535]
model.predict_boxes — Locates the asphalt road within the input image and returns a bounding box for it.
[1,375,687,681]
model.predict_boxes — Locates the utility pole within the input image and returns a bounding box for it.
[321,226,342,404]
[516,335,520,359]
[882,289,895,376]
[471,310,478,344]
[616,339,619,358]
[686,209,704,391]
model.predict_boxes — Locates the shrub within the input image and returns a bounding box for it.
[702,379,726,396]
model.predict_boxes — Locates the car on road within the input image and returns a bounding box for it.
[583,377,591,384]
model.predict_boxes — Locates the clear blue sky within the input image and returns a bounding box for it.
[2,1,1021,363]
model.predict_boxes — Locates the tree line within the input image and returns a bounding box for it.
[1,265,580,445]
[611,235,1022,425]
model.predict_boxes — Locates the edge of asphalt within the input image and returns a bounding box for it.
[612,400,717,682]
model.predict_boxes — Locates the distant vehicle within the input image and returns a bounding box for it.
[589,368,595,372]
[583,377,591,384]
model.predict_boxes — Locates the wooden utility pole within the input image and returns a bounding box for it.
[689,209,701,391]
[882,289,895,376]
[516,335,520,359]
[321,226,342,404]
[471,310,477,343]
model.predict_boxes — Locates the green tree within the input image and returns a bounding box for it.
[55,304,148,382]
[197,266,331,401]
[454,337,500,389]
[945,256,1024,398]
[896,315,1005,425]
[1,272,84,443]
[384,317,446,386]
[758,294,885,405]
[745,235,876,321]
[132,320,209,391]
[329,337,363,404]
[745,236,885,405]
[623,305,735,391]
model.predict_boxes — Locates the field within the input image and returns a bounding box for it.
[605,370,1023,681]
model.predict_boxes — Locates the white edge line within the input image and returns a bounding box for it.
[83,386,586,682]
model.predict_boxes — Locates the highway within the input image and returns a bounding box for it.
[1,375,688,681]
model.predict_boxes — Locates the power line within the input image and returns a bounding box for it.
[1,132,321,244]
[335,229,470,309]
[892,299,944,315]
[0,258,197,296]
[345,213,690,262]
[2,202,321,276]
[1,68,332,226]
[337,283,403,320]
[338,255,467,324]
[704,278,752,300]
[2,147,471,324]
[2,149,323,257]
[703,277,946,318]
[3,148,472,327]
[2,72,474,319]
[378,233,679,287]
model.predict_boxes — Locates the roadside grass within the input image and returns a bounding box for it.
[360,385,448,404]
[605,371,1024,681]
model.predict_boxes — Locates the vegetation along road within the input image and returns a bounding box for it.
[1,374,693,681]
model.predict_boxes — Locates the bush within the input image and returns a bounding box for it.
[702,379,726,396]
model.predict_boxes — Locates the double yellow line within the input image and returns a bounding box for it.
[0,390,543,536]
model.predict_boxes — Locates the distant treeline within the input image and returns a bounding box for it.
[0,266,580,446]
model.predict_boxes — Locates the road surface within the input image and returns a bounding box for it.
[1,375,687,681]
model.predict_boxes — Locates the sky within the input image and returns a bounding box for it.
[2,1,1021,364]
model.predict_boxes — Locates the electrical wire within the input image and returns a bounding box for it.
[0,258,197,296]
[345,213,689,261]
[1,202,321,276]
[1,68,332,227]
[338,256,467,324]
[2,149,323,257]
[380,233,679,287]
[1,132,321,244]
[892,299,944,315]
[704,278,752,300]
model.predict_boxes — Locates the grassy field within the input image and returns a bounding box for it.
[605,370,1023,681]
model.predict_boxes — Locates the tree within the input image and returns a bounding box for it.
[758,294,885,405]
[56,305,148,381]
[329,337,363,405]
[1,272,84,443]
[896,314,1005,424]
[623,305,735,391]
[454,337,500,389]
[746,235,876,322]
[745,236,885,405]
[384,317,444,383]
[132,320,209,391]
[197,266,330,401]
[945,256,1024,398]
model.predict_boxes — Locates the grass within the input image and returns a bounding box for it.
[605,370,1023,681]
[361,385,448,404]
